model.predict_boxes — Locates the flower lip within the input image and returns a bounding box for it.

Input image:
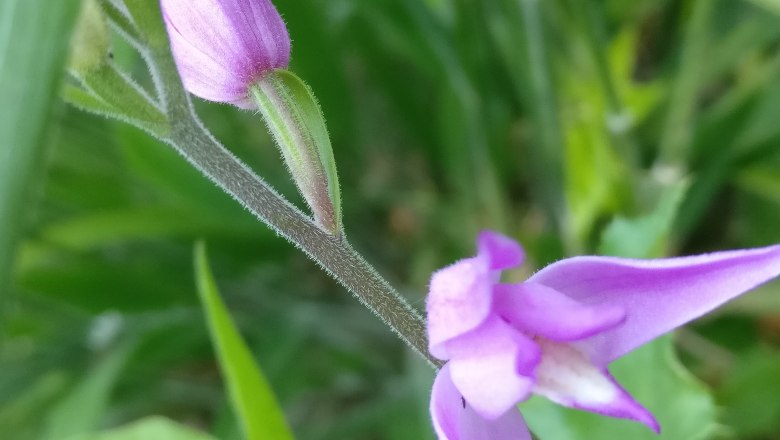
[445,315,539,419]
[431,364,532,440]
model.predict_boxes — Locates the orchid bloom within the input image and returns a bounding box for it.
[160,0,290,108]
[427,231,780,439]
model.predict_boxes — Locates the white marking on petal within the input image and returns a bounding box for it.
[533,339,618,406]
[531,339,660,431]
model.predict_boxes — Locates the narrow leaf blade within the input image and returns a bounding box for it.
[194,242,295,440]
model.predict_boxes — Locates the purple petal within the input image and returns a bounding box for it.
[427,257,493,359]
[431,364,532,440]
[529,245,780,365]
[161,0,290,105]
[494,283,626,342]
[446,316,539,419]
[477,231,525,271]
[533,340,659,432]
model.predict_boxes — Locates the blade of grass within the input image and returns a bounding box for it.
[64,416,219,440]
[657,0,715,168]
[194,242,295,440]
[517,0,566,235]
[0,0,80,346]
[41,345,131,440]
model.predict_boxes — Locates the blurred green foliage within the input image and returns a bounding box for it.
[2,0,780,439]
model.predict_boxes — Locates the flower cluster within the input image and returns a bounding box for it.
[427,231,780,439]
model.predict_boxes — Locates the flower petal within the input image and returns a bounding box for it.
[494,283,626,342]
[427,257,492,359]
[533,340,659,432]
[477,231,524,271]
[431,364,532,440]
[529,245,780,365]
[447,316,539,419]
[161,0,290,105]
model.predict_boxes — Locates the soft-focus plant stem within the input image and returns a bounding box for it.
[658,0,714,169]
[572,0,633,134]
[518,0,566,237]
[120,0,437,367]
[571,0,641,204]
[401,0,509,232]
[0,0,80,347]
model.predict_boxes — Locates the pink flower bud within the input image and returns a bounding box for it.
[161,0,291,108]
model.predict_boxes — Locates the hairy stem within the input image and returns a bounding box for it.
[139,23,436,367]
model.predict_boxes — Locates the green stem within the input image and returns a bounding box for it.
[518,0,565,231]
[571,0,640,202]
[658,0,714,168]
[134,8,436,367]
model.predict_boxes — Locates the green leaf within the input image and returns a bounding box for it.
[42,345,131,439]
[0,372,69,439]
[522,335,717,440]
[744,0,780,15]
[598,182,688,259]
[194,242,295,440]
[0,0,80,338]
[68,63,169,137]
[65,416,218,440]
[68,0,110,76]
[121,0,169,51]
[97,0,142,45]
[719,347,780,437]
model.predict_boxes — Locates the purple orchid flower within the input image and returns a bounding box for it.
[160,0,290,108]
[427,231,780,440]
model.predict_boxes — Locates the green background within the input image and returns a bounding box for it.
[2,0,780,439]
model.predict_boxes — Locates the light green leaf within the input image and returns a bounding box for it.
[719,347,780,437]
[68,0,110,76]
[68,63,169,137]
[65,416,218,440]
[194,242,295,440]
[598,182,688,259]
[0,372,69,438]
[42,345,131,439]
[121,0,170,50]
[744,0,780,15]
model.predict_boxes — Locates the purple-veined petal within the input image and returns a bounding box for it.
[161,0,290,105]
[494,283,626,342]
[431,364,532,440]
[427,257,493,359]
[529,244,780,365]
[477,231,525,271]
[239,0,291,74]
[446,315,539,419]
[533,340,659,432]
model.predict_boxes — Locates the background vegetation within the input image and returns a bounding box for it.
[2,0,780,439]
